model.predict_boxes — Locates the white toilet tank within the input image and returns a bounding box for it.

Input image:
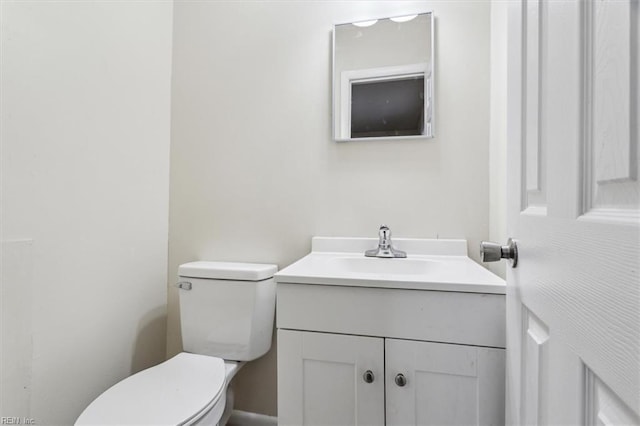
[178,261,277,361]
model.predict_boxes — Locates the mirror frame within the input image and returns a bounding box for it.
[332,12,435,142]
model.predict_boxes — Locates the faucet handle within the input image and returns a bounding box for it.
[366,224,406,258]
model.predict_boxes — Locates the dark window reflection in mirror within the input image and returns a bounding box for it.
[351,76,425,138]
[333,12,434,141]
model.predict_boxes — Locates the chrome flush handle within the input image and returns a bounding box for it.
[176,281,192,290]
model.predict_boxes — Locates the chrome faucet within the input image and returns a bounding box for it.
[365,225,407,258]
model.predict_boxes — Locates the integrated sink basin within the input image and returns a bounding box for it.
[275,237,505,293]
[328,256,443,276]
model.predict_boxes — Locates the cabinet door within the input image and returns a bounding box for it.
[386,339,505,426]
[278,330,384,426]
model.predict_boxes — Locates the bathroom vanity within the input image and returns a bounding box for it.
[275,237,506,426]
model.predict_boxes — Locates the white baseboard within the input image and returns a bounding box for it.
[226,409,278,426]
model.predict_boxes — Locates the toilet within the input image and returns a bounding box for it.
[75,261,277,426]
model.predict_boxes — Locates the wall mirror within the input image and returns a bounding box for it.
[333,12,434,141]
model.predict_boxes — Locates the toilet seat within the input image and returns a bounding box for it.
[75,353,226,426]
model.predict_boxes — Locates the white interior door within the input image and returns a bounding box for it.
[506,1,639,424]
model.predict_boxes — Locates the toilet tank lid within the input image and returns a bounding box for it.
[178,261,278,281]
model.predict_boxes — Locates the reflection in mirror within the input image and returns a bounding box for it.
[333,13,434,141]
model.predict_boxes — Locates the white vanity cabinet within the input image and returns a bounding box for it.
[276,284,506,426]
[278,329,505,426]
[275,237,506,426]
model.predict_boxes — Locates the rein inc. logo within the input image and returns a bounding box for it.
[1,418,35,425]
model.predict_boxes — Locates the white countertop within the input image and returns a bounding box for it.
[275,237,506,294]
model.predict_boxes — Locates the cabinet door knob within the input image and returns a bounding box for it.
[363,370,375,383]
[395,373,407,387]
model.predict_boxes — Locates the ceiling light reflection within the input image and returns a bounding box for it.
[390,15,418,23]
[352,19,378,28]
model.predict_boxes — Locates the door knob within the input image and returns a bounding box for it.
[394,373,407,387]
[363,370,375,383]
[480,238,518,268]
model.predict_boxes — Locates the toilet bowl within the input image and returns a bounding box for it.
[76,261,277,425]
